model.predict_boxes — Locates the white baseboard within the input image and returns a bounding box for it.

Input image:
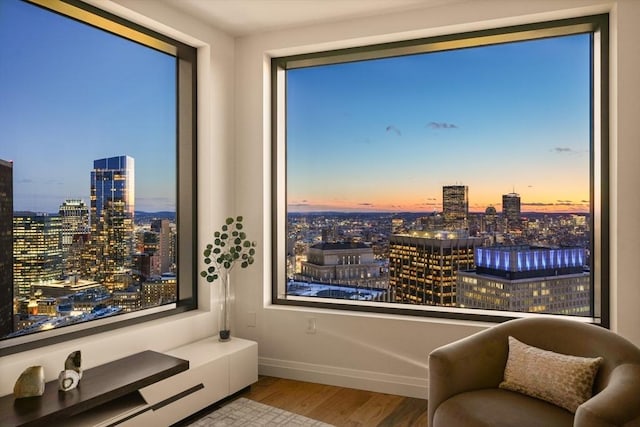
[258,357,428,399]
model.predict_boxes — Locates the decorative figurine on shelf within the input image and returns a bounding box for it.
[58,350,82,392]
[201,216,257,341]
[13,366,45,398]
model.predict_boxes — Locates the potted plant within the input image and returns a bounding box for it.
[201,216,256,341]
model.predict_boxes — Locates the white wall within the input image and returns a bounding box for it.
[233,0,640,398]
[2,0,639,401]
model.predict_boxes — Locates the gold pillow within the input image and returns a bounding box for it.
[499,336,603,413]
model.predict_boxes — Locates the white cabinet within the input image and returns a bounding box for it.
[139,336,258,426]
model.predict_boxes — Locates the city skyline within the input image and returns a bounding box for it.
[0,0,176,213]
[287,33,591,214]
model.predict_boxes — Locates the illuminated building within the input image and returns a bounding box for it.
[457,245,591,315]
[142,273,177,307]
[389,230,482,306]
[151,219,173,274]
[113,288,141,312]
[30,276,103,298]
[502,193,521,231]
[443,185,468,230]
[299,242,385,288]
[0,159,13,336]
[90,155,135,289]
[59,199,89,273]
[13,212,63,298]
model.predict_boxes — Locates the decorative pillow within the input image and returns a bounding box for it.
[499,336,603,413]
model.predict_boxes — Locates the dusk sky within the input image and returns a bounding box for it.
[0,0,176,213]
[287,32,591,214]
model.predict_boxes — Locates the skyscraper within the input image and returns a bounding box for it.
[90,156,135,289]
[151,219,172,274]
[443,185,468,230]
[0,159,13,337]
[59,199,89,274]
[389,230,482,306]
[13,212,63,298]
[502,192,521,231]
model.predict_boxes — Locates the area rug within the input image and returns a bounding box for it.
[187,397,335,427]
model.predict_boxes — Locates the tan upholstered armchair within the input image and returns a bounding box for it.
[428,317,640,427]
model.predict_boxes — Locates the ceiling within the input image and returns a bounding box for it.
[158,0,461,37]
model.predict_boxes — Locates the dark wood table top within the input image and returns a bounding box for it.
[0,350,189,427]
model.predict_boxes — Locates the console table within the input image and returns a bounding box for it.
[0,337,258,427]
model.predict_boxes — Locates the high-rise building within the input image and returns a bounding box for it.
[59,199,89,274]
[0,159,13,337]
[443,185,468,230]
[457,245,591,315]
[151,219,172,274]
[502,192,521,231]
[389,230,482,306]
[90,156,135,289]
[13,212,63,298]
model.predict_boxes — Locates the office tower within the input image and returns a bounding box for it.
[151,219,172,274]
[457,246,591,315]
[13,212,63,298]
[483,205,497,233]
[502,192,521,231]
[141,273,177,307]
[59,199,89,274]
[90,156,135,289]
[443,185,468,230]
[389,230,482,306]
[0,159,13,336]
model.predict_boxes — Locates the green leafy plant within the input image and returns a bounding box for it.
[200,216,257,283]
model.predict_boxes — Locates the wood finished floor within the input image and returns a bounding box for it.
[235,376,428,426]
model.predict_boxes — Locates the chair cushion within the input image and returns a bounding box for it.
[499,336,603,412]
[433,388,574,427]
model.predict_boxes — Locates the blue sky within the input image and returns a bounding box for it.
[287,32,591,213]
[0,0,176,213]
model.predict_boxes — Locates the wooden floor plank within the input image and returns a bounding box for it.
[232,376,429,426]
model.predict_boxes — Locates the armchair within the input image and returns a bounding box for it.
[428,317,640,427]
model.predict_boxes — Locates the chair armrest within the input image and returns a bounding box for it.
[428,328,509,426]
[575,364,640,427]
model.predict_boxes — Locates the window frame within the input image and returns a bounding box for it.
[0,0,198,356]
[271,14,609,327]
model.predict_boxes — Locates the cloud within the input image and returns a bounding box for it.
[385,125,401,136]
[428,122,458,129]
[358,202,373,207]
[17,178,34,184]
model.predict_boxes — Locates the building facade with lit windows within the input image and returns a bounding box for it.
[13,212,63,299]
[457,245,591,315]
[443,185,468,230]
[90,155,135,289]
[502,192,521,231]
[58,199,90,274]
[389,231,482,306]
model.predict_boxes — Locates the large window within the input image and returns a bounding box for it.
[0,0,197,355]
[272,15,609,325]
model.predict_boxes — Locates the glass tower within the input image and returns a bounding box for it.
[90,156,135,289]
